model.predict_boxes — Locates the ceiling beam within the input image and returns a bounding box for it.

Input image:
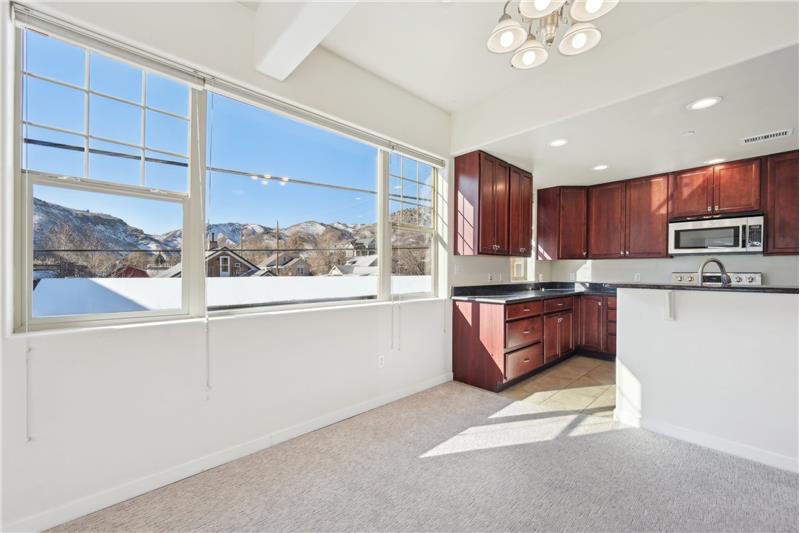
[254,1,357,81]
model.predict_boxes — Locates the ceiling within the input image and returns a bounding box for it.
[322,1,697,113]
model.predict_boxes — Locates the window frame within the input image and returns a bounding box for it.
[12,19,444,332]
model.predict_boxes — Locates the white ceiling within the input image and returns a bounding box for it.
[322,1,696,112]
[482,45,799,187]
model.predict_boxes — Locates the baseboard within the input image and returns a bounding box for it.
[4,372,453,532]
[641,418,798,473]
[613,407,641,428]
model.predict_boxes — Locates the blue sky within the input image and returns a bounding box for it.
[24,29,430,237]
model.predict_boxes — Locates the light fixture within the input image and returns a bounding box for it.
[487,0,617,70]
[519,0,566,19]
[511,32,549,69]
[558,22,601,55]
[487,3,527,53]
[280,176,289,186]
[706,158,725,165]
[570,0,618,21]
[593,164,608,171]
[686,96,722,111]
[250,175,258,181]
[549,138,568,147]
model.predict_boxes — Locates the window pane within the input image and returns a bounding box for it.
[146,110,188,155]
[22,125,84,176]
[32,185,182,317]
[90,94,142,145]
[24,30,85,87]
[389,154,435,229]
[205,93,379,309]
[146,73,189,117]
[145,151,188,192]
[90,52,142,103]
[391,229,432,295]
[391,199,433,227]
[23,76,85,132]
[88,139,141,186]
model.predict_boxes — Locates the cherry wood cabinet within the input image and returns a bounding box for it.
[765,151,799,255]
[455,151,531,257]
[544,311,573,363]
[578,295,604,351]
[536,186,587,260]
[509,166,533,257]
[588,182,626,258]
[605,296,617,355]
[669,159,761,219]
[625,174,669,258]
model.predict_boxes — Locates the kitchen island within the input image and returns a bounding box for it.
[614,285,799,472]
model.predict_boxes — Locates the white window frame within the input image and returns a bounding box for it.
[13,26,205,332]
[219,256,230,277]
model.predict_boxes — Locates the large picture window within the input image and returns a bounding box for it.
[19,28,194,323]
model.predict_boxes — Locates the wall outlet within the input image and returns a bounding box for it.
[634,273,641,282]
[378,355,385,368]
[569,272,576,281]
[488,273,495,282]
[538,273,545,282]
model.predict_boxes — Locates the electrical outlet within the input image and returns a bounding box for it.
[538,273,545,282]
[488,273,495,282]
[569,272,576,281]
[378,355,385,368]
[634,273,641,282]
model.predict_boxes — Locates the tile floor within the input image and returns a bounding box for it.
[498,354,615,417]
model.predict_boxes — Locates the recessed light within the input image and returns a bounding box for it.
[593,164,609,171]
[706,158,726,165]
[549,138,568,147]
[686,96,722,111]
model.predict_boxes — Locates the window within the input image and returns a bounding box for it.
[204,92,379,309]
[219,256,230,277]
[18,29,195,324]
[389,154,436,296]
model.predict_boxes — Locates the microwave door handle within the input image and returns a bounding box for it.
[742,224,747,248]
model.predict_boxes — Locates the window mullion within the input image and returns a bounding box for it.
[186,88,207,316]
[377,150,391,301]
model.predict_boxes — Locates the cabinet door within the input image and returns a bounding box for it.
[478,153,497,254]
[626,175,668,258]
[766,151,799,255]
[543,314,559,363]
[558,312,574,355]
[714,159,760,214]
[588,182,626,258]
[493,158,510,254]
[509,168,533,256]
[559,187,588,259]
[579,295,604,351]
[669,168,712,218]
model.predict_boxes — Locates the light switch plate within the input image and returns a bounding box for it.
[634,273,641,281]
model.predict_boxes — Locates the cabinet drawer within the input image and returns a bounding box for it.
[606,297,617,309]
[607,309,617,322]
[506,343,544,381]
[505,300,542,320]
[506,316,543,349]
[607,321,617,335]
[544,297,573,313]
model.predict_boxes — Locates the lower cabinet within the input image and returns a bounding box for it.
[543,311,574,363]
[576,294,616,355]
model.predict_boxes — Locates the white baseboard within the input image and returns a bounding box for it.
[4,372,453,533]
[641,418,798,473]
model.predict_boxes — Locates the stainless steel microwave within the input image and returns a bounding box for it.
[668,215,764,255]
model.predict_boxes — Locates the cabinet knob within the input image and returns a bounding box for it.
[619,251,624,255]
[597,301,601,307]
[707,206,712,212]
[558,317,563,323]
[625,250,629,255]
[714,205,719,210]
[583,251,587,256]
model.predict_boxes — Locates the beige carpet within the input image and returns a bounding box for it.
[52,378,798,532]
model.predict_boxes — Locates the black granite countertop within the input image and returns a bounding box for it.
[451,281,798,303]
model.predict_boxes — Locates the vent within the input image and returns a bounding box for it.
[741,129,793,145]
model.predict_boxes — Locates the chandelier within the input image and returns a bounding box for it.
[487,0,618,69]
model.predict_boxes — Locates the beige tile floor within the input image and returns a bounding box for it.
[498,355,616,418]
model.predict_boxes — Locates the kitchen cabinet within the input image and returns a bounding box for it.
[578,295,604,351]
[588,182,626,258]
[536,186,587,260]
[625,175,669,258]
[544,311,573,364]
[605,296,617,355]
[669,159,760,219]
[455,151,530,257]
[509,166,533,256]
[765,151,799,255]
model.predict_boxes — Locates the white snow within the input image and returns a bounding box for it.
[32,276,432,316]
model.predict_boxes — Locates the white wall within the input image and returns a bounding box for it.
[615,288,799,472]
[542,255,799,286]
[1,2,454,530]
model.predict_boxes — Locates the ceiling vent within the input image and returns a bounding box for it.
[741,129,793,145]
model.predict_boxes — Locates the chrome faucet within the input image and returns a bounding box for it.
[698,257,730,287]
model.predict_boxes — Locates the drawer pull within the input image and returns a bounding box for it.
[523,330,531,334]
[557,302,564,306]
[523,358,530,363]
[523,307,530,312]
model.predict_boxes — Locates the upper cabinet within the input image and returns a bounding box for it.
[625,174,669,258]
[536,186,587,260]
[588,182,626,258]
[509,166,533,257]
[669,159,760,219]
[455,151,532,257]
[765,151,799,255]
